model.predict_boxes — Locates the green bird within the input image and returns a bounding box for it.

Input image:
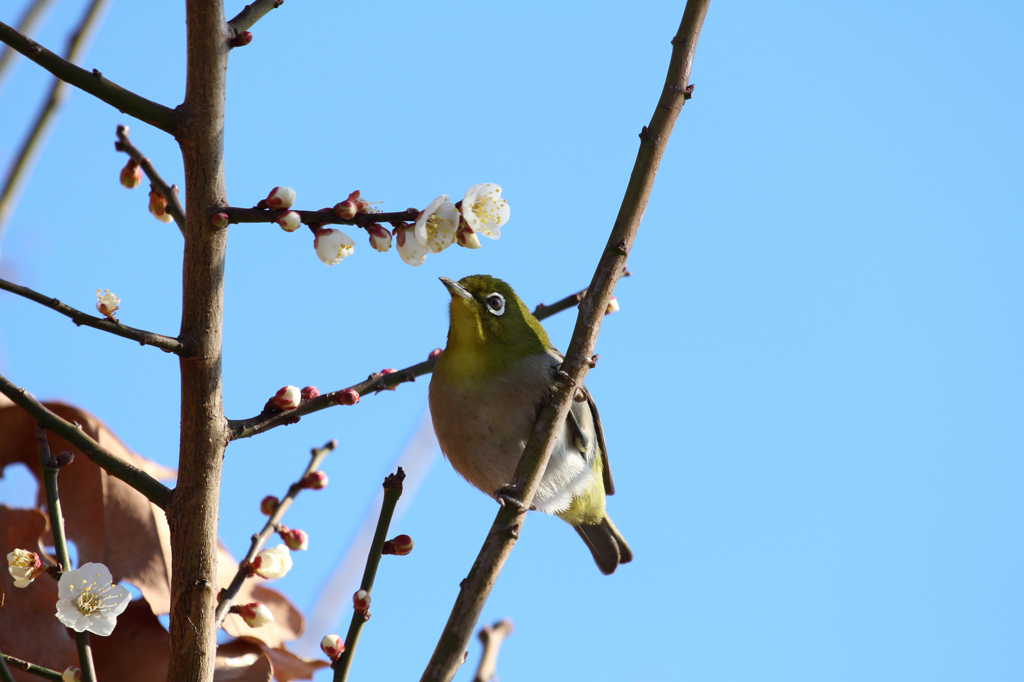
[429,274,632,574]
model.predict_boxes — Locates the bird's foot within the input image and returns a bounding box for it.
[494,485,529,513]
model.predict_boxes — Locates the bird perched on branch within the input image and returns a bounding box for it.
[429,274,631,574]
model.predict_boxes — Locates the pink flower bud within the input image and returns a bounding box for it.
[211,212,229,228]
[367,223,392,253]
[272,386,302,410]
[230,31,253,47]
[237,602,275,628]
[56,450,74,467]
[604,296,620,315]
[280,526,309,551]
[265,186,297,210]
[333,389,360,406]
[301,471,328,490]
[62,666,81,682]
[95,289,120,318]
[320,634,345,660]
[301,386,320,400]
[148,190,174,223]
[333,200,358,220]
[428,348,442,360]
[260,495,279,516]
[119,159,142,189]
[277,211,302,232]
[382,534,414,556]
[353,589,370,613]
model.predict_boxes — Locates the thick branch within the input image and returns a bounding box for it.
[0,0,110,240]
[115,125,186,235]
[0,20,177,134]
[0,374,173,508]
[227,0,284,34]
[227,282,597,441]
[420,3,709,680]
[214,439,336,628]
[222,206,418,229]
[332,468,406,682]
[0,0,57,93]
[0,277,188,354]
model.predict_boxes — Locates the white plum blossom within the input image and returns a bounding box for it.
[314,228,355,265]
[367,224,392,253]
[277,211,302,232]
[95,289,120,317]
[253,544,292,580]
[394,223,429,267]
[8,549,46,588]
[413,195,459,253]
[55,562,131,636]
[460,183,509,239]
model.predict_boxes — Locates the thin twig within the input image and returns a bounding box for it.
[227,280,611,440]
[0,20,176,135]
[0,0,57,93]
[473,619,513,682]
[114,125,185,235]
[530,268,631,318]
[0,0,111,242]
[214,439,337,628]
[37,427,98,682]
[0,654,62,682]
[420,3,709,681]
[0,277,188,355]
[227,0,284,34]
[0,374,173,508]
[222,206,418,229]
[332,468,406,682]
[0,650,16,682]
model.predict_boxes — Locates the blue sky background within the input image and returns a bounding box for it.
[1,1,1022,680]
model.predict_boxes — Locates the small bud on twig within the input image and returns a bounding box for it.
[333,389,360,406]
[230,31,253,47]
[233,602,274,627]
[300,471,328,490]
[119,159,142,189]
[321,634,345,660]
[353,589,370,613]
[271,386,301,410]
[381,534,414,556]
[260,495,279,515]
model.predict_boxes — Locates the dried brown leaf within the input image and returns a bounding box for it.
[90,600,170,682]
[0,506,78,680]
[215,640,273,682]
[0,402,175,614]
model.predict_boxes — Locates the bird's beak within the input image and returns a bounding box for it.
[439,277,473,301]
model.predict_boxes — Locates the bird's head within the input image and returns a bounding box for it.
[438,275,551,378]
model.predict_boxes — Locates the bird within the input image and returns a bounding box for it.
[429,274,632,574]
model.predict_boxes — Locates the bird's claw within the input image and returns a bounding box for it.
[495,485,529,513]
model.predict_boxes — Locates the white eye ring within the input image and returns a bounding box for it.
[485,292,505,316]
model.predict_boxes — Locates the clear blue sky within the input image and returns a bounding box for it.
[1,1,1021,681]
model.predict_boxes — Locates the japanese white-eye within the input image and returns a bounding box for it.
[429,275,632,574]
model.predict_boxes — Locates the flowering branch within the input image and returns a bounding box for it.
[37,427,98,682]
[0,20,176,135]
[114,125,185,235]
[213,439,337,629]
[0,278,188,355]
[227,0,284,34]
[0,373,173,508]
[0,0,109,241]
[0,654,61,682]
[222,206,418,229]
[419,3,709,680]
[332,468,406,682]
[472,619,514,682]
[0,0,57,93]
[226,280,605,441]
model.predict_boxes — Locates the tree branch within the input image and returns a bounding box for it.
[226,0,284,34]
[0,654,61,682]
[0,373,173,509]
[0,277,189,355]
[473,619,513,682]
[0,0,57,93]
[214,439,336,629]
[0,0,110,241]
[222,206,418,229]
[38,427,98,682]
[420,3,710,680]
[114,125,186,235]
[226,280,605,441]
[332,468,406,682]
[0,20,177,135]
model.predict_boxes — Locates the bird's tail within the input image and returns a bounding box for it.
[573,515,633,575]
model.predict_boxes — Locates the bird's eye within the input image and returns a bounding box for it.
[485,293,505,316]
